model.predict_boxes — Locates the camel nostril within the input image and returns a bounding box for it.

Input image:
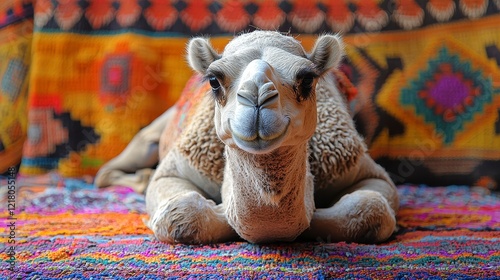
[237,92,257,107]
[238,90,279,109]
[259,91,279,109]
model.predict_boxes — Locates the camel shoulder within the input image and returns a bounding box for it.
[309,74,367,189]
[159,75,225,186]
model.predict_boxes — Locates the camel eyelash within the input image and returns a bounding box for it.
[204,71,227,104]
[294,69,319,102]
[203,70,225,85]
[296,68,319,81]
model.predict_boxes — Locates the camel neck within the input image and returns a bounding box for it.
[222,143,314,242]
[225,144,308,204]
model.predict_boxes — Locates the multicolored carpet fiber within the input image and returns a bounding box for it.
[1,175,499,279]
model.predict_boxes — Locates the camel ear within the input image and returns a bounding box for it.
[187,37,220,74]
[308,34,344,74]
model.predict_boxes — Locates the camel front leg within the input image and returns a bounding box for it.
[302,155,399,244]
[145,150,238,244]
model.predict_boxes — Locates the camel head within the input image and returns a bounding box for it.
[187,31,344,154]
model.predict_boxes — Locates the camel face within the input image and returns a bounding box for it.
[188,31,343,154]
[210,48,319,154]
[216,58,295,154]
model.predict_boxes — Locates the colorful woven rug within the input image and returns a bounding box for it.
[1,175,499,279]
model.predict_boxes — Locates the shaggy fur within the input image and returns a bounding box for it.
[96,31,399,244]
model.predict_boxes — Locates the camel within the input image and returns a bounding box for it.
[95,31,399,244]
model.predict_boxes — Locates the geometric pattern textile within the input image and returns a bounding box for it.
[0,3,33,174]
[354,16,500,189]
[1,176,499,278]
[19,31,178,176]
[32,0,500,35]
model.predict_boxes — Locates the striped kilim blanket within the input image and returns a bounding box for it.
[1,175,499,279]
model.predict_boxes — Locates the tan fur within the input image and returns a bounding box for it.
[96,31,399,244]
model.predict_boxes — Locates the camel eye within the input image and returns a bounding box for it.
[301,74,314,92]
[296,71,318,102]
[206,75,226,105]
[208,76,221,91]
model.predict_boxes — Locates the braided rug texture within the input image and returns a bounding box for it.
[1,174,499,279]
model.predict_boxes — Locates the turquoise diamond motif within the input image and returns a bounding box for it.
[401,47,497,144]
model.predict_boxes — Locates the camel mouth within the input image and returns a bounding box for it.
[228,119,290,154]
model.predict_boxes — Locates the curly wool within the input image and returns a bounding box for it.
[174,93,226,185]
[309,72,366,189]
